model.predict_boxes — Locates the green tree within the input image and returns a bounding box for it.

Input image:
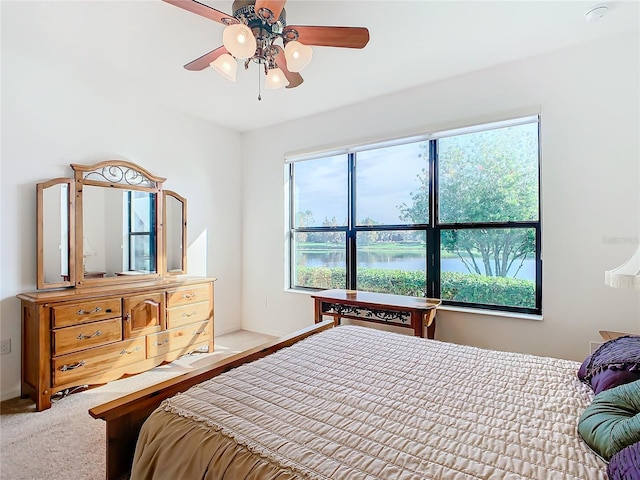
[295,210,315,242]
[359,218,381,244]
[398,125,538,277]
[443,228,535,278]
[296,210,315,227]
[359,217,380,226]
[320,216,342,244]
[397,150,429,225]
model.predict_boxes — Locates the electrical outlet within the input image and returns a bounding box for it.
[0,339,11,355]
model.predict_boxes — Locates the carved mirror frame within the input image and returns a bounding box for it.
[36,160,187,289]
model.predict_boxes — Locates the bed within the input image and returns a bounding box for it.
[90,321,616,480]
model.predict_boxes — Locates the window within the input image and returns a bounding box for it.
[288,117,541,314]
[127,191,156,272]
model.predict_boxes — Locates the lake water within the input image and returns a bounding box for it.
[299,251,535,281]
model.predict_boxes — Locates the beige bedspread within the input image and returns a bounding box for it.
[131,326,606,479]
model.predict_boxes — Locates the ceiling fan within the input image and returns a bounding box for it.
[163,0,370,94]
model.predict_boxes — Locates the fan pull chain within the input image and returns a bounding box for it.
[257,64,262,101]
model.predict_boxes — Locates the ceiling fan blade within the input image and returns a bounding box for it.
[184,46,229,71]
[274,46,304,89]
[162,0,237,25]
[254,0,286,24]
[283,26,369,49]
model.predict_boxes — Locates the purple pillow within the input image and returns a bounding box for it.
[578,354,591,381]
[579,336,640,394]
[608,442,640,480]
[591,368,640,395]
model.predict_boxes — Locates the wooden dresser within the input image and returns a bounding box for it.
[18,277,215,411]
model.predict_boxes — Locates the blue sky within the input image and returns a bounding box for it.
[295,141,427,226]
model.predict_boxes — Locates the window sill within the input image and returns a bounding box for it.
[286,288,543,322]
[439,305,543,321]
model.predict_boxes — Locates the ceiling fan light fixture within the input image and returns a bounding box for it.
[210,53,237,82]
[284,41,313,72]
[222,23,257,59]
[265,67,288,89]
[164,0,370,92]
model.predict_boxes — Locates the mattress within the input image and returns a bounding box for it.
[131,325,606,479]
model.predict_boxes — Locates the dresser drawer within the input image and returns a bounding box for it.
[167,301,211,329]
[52,317,122,356]
[52,298,121,328]
[147,320,211,358]
[167,285,210,307]
[52,338,146,387]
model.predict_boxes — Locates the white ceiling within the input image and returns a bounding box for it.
[3,1,639,132]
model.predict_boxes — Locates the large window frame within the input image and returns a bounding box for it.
[288,116,542,315]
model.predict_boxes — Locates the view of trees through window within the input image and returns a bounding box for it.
[289,118,541,313]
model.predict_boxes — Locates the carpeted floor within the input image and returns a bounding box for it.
[0,330,276,480]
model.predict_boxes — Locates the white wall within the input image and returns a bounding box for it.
[1,11,638,404]
[241,31,640,362]
[0,47,243,401]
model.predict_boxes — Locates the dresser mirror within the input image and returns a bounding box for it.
[164,191,187,274]
[36,160,187,289]
[37,178,75,289]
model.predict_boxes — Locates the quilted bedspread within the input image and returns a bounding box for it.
[131,326,606,479]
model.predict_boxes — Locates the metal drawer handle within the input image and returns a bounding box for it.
[182,311,197,318]
[77,330,102,340]
[76,307,102,316]
[182,292,196,300]
[193,328,206,336]
[153,339,169,346]
[120,346,141,355]
[59,360,85,371]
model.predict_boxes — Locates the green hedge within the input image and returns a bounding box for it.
[440,272,535,308]
[295,266,347,290]
[295,267,535,308]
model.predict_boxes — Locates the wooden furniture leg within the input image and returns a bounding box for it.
[411,311,423,337]
[424,310,437,340]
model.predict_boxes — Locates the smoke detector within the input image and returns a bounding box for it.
[584,4,609,22]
